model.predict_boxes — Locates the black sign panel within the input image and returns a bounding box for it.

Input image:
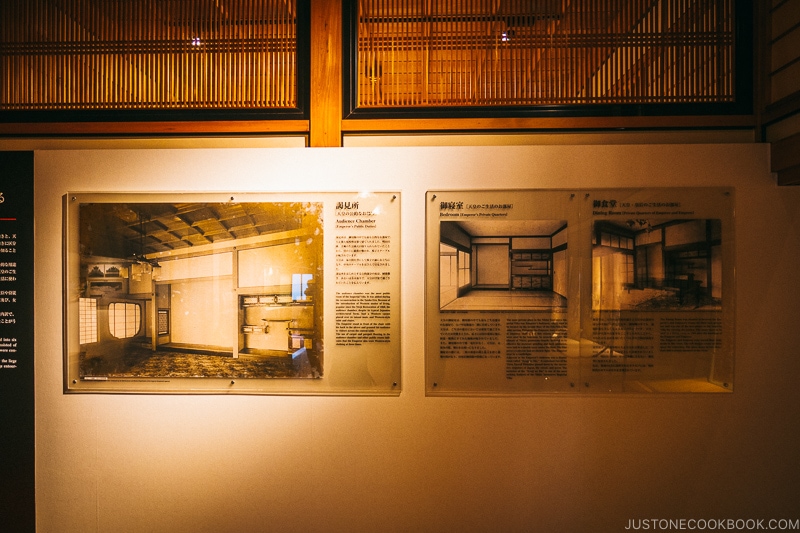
[0,152,35,532]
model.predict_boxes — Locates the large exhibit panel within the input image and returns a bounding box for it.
[425,188,734,395]
[64,191,401,395]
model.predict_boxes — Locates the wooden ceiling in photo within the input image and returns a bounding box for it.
[446,219,566,238]
[80,201,311,260]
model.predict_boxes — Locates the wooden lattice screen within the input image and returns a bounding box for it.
[355,0,737,108]
[0,0,297,111]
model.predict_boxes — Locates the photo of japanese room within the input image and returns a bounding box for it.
[76,201,323,379]
[439,220,568,311]
[592,219,722,311]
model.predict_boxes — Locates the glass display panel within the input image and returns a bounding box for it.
[64,191,401,395]
[426,188,734,395]
[426,190,577,395]
[584,189,734,393]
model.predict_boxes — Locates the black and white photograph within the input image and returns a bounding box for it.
[439,220,568,311]
[74,200,324,381]
[592,218,722,311]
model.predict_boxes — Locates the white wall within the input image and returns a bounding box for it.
[34,145,800,532]
[475,244,510,286]
[169,278,235,348]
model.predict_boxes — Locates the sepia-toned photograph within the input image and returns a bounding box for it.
[74,200,324,381]
[439,219,568,311]
[592,218,722,311]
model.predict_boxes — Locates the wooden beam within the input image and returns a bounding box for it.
[753,0,770,141]
[762,91,800,126]
[772,132,800,171]
[341,115,755,133]
[0,120,309,136]
[776,166,800,186]
[309,0,342,147]
[772,132,800,187]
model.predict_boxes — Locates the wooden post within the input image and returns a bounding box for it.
[310,0,343,147]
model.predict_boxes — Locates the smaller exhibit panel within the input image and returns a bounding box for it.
[64,191,401,395]
[585,188,734,393]
[426,190,581,395]
[425,188,734,395]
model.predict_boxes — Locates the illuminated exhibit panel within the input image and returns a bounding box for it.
[426,188,734,395]
[589,217,726,392]
[427,190,577,395]
[586,190,734,393]
[65,192,402,395]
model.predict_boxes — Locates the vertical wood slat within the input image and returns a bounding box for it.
[0,0,297,111]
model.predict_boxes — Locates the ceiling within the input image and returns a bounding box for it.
[80,201,312,260]
[446,219,566,237]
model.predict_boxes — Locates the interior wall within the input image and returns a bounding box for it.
[553,248,568,297]
[439,250,457,307]
[169,279,235,348]
[475,244,509,286]
[34,144,800,533]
